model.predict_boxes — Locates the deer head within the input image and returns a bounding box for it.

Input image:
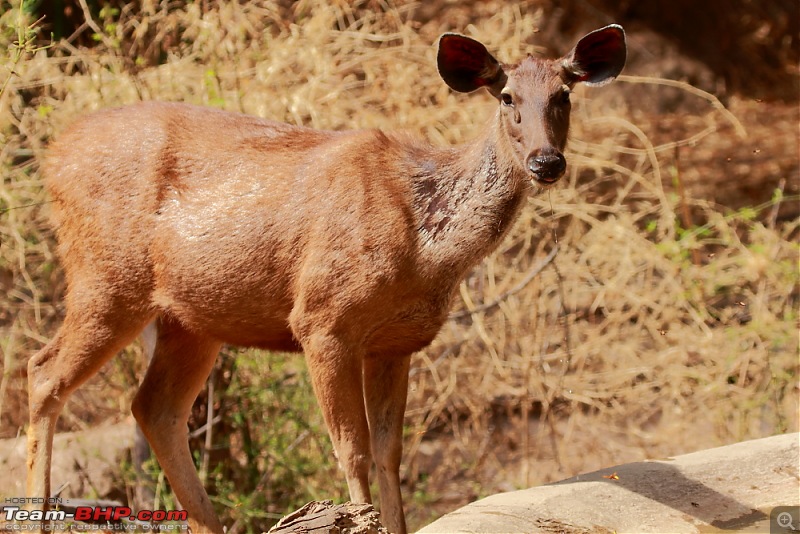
[437,25,626,185]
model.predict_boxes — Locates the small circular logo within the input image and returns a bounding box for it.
[777,511,795,529]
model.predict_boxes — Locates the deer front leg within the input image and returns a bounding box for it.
[301,331,372,504]
[364,353,411,534]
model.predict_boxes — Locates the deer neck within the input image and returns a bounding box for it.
[411,112,529,274]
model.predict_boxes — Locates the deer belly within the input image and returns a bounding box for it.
[151,260,299,350]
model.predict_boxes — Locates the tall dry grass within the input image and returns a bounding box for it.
[1,0,797,531]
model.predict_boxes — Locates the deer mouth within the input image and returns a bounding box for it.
[533,171,563,185]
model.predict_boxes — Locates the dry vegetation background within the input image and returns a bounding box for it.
[1,0,798,532]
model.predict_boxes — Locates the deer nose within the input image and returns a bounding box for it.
[527,150,566,184]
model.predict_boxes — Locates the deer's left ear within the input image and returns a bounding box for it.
[561,25,626,87]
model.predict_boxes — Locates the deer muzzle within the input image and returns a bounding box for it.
[527,150,566,184]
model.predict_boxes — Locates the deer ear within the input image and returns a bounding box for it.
[562,25,626,87]
[437,33,507,95]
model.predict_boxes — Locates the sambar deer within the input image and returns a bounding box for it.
[27,26,626,534]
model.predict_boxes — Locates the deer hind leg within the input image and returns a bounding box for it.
[364,353,411,534]
[131,315,222,534]
[27,304,152,506]
[298,330,373,504]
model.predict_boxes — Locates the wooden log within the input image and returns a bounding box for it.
[267,500,388,534]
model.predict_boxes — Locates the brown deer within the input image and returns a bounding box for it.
[27,26,626,534]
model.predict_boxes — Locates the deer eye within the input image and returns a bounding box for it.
[500,90,514,107]
[560,86,571,104]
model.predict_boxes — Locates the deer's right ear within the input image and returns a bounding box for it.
[437,33,507,95]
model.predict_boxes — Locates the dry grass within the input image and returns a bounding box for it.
[1,0,797,531]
